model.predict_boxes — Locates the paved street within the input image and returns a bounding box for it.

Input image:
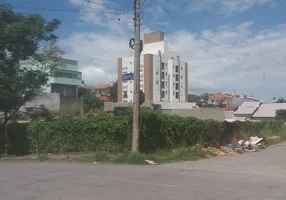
[1,144,286,200]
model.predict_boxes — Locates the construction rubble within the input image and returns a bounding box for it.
[230,136,268,154]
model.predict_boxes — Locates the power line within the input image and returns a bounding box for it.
[145,17,244,69]
[145,18,264,79]
[84,0,128,13]
[13,6,127,15]
[141,0,148,8]
[154,0,248,65]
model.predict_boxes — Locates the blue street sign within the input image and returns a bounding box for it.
[122,73,134,81]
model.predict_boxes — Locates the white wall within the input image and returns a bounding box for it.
[153,55,161,102]
[121,56,134,103]
[142,41,166,55]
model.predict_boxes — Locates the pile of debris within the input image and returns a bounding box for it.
[230,136,267,154]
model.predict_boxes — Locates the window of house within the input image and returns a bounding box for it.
[123,91,128,98]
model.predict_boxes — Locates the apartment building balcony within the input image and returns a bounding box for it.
[49,77,82,86]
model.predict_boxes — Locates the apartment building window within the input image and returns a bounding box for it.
[175,65,179,72]
[160,63,164,70]
[123,91,128,98]
[53,72,81,80]
[175,83,179,90]
[175,75,179,81]
[161,72,164,79]
[156,71,159,75]
[161,81,165,89]
[156,81,159,85]
[176,92,179,99]
[181,75,183,79]
[161,91,165,98]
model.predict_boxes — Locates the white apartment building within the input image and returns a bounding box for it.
[118,31,188,103]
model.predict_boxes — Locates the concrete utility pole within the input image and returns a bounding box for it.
[132,0,141,152]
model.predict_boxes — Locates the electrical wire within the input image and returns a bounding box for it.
[144,17,244,69]
[141,0,148,8]
[84,0,128,13]
[12,6,127,15]
[144,17,264,79]
[153,0,248,65]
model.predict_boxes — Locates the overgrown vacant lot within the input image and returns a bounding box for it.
[1,110,286,164]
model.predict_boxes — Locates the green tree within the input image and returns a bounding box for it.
[0,4,62,150]
[109,81,118,102]
[78,87,91,97]
[276,98,286,103]
[188,93,212,102]
[82,94,104,113]
[275,109,286,120]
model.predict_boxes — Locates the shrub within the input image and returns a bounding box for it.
[27,110,224,154]
[2,110,286,156]
[0,123,29,155]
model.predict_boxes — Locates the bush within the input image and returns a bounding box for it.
[0,123,29,155]
[28,115,132,154]
[2,110,286,156]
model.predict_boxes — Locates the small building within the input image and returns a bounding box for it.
[208,94,232,106]
[94,82,114,101]
[252,103,286,120]
[43,58,82,97]
[234,101,262,121]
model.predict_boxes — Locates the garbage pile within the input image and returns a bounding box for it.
[228,136,267,154]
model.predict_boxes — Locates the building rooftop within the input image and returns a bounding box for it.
[252,103,286,118]
[94,82,114,90]
[209,94,232,100]
[235,101,261,115]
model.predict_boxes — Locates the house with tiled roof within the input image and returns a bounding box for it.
[208,93,232,106]
[94,82,114,101]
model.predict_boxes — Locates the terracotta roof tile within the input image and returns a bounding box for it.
[209,94,232,99]
[95,85,112,89]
